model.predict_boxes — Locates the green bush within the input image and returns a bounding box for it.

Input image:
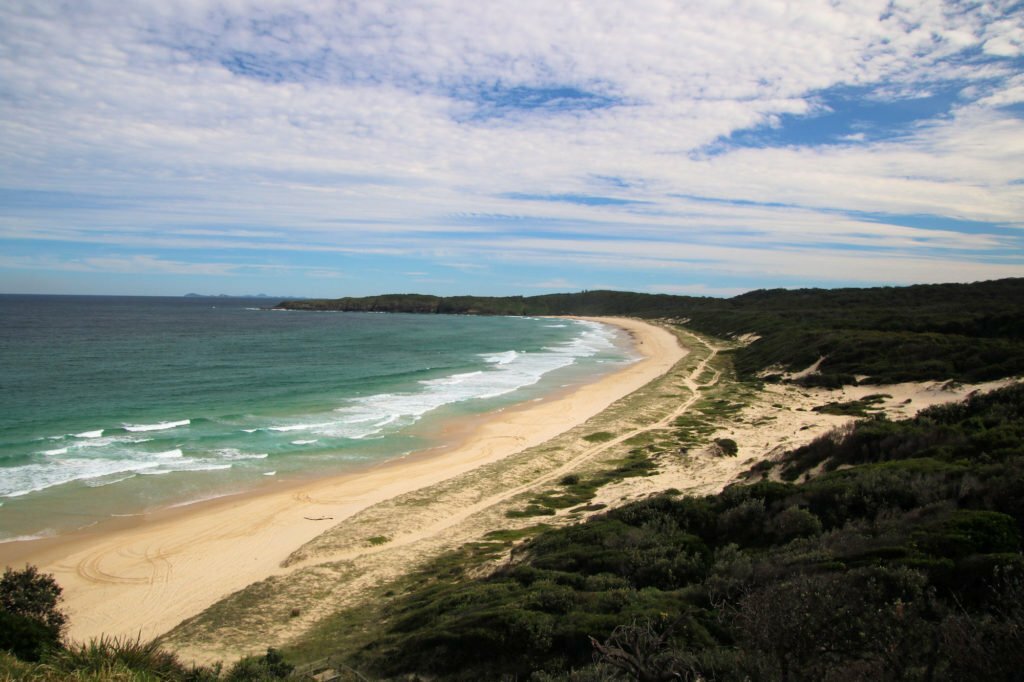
[326,384,1024,680]
[767,507,822,543]
[225,647,293,680]
[0,565,66,636]
[0,565,66,662]
[713,438,738,456]
[0,611,58,662]
[45,635,219,680]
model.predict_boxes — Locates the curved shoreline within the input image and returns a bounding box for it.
[0,317,685,644]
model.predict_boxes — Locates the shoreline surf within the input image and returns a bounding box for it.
[0,305,632,541]
[0,317,685,644]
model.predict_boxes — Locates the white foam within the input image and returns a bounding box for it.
[123,419,190,432]
[481,350,518,365]
[3,319,629,501]
[0,459,162,498]
[214,448,268,460]
[266,321,624,442]
[420,371,484,387]
[263,470,277,476]
[269,423,331,433]
[167,461,232,473]
[167,491,241,509]
[0,531,56,545]
[74,436,123,449]
[84,473,137,488]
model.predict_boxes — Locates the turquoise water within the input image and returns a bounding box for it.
[0,295,636,542]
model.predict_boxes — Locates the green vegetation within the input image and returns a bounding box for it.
[44,635,221,681]
[507,451,658,518]
[0,633,223,681]
[812,393,891,416]
[4,281,1022,680]
[0,565,66,662]
[280,278,1024,385]
[224,648,293,680]
[291,383,1024,680]
[713,437,738,456]
[0,566,290,680]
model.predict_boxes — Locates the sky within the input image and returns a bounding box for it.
[1,1,1023,298]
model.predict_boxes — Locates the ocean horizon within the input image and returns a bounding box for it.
[0,294,637,544]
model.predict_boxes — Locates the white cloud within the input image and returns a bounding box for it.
[0,0,1021,292]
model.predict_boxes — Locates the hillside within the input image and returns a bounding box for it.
[332,383,1024,680]
[279,278,1024,385]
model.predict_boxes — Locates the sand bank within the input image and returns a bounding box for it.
[0,317,684,643]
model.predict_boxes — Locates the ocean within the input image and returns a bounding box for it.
[0,295,636,543]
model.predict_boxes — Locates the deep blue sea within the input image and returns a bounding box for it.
[0,295,635,542]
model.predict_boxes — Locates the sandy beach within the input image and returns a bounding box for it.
[0,317,685,645]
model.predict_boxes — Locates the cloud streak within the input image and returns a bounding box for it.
[0,0,1022,296]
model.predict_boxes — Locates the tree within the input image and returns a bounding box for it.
[0,565,67,660]
[1,564,67,634]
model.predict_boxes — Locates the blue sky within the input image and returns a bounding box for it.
[1,1,1022,298]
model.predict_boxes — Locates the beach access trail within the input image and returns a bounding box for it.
[2,317,686,645]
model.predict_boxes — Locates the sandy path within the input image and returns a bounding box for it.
[1,317,684,644]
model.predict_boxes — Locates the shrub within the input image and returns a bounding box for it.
[713,438,738,456]
[768,507,823,543]
[45,634,219,680]
[0,565,66,661]
[0,565,66,636]
[0,610,58,662]
[225,647,294,680]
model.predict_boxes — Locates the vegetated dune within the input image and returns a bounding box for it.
[161,316,1019,668]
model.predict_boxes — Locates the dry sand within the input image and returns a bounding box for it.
[624,375,1021,503]
[0,317,685,644]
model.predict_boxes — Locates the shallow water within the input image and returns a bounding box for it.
[0,295,636,541]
